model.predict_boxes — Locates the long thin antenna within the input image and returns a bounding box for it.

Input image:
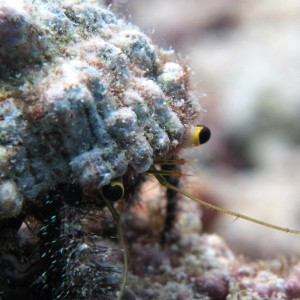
[152,168,300,235]
[102,197,128,300]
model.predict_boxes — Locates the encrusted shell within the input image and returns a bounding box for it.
[0,0,200,219]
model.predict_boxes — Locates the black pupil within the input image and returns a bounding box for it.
[199,126,211,144]
[102,184,123,201]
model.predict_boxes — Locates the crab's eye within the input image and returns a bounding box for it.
[190,125,211,146]
[100,178,124,202]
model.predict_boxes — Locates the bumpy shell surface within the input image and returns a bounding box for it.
[0,0,200,219]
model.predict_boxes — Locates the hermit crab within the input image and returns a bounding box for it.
[1,0,300,299]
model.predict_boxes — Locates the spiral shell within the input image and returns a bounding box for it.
[0,0,200,219]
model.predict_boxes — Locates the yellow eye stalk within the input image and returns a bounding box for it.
[100,177,124,202]
[190,125,211,147]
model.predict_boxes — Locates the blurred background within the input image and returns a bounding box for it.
[115,0,300,259]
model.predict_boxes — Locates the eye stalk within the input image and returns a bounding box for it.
[100,177,124,202]
[190,125,211,147]
[98,176,128,300]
